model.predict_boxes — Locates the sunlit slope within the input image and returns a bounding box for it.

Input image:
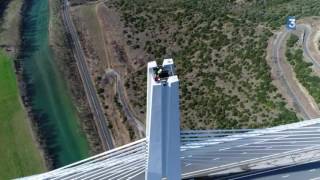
[0,52,45,179]
[109,0,320,129]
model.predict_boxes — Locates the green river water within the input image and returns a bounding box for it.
[20,0,89,167]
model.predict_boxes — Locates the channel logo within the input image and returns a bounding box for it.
[286,16,296,30]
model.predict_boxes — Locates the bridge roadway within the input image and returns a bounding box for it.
[18,118,320,179]
[180,119,320,179]
[62,0,114,150]
[215,158,320,180]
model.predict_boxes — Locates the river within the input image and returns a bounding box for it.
[19,0,89,168]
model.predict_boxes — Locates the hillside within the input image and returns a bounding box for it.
[108,0,318,129]
[69,0,320,142]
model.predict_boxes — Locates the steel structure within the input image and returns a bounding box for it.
[19,59,320,180]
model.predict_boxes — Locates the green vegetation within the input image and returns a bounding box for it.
[286,34,320,103]
[109,0,316,129]
[287,34,299,48]
[0,51,45,179]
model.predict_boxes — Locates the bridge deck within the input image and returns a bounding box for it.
[19,118,320,180]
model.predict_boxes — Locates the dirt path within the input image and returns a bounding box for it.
[105,69,145,137]
[95,2,111,68]
[95,2,145,137]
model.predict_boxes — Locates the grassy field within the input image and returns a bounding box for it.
[0,51,45,179]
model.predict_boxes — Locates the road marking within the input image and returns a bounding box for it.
[309,169,316,172]
[310,177,320,180]
[282,174,290,178]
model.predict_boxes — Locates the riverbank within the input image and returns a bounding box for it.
[0,0,47,178]
[0,0,10,21]
[0,0,22,56]
[0,51,46,179]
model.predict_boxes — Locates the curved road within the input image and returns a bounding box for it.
[105,69,145,137]
[62,0,114,150]
[272,24,320,119]
[299,24,320,69]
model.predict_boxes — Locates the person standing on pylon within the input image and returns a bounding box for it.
[154,66,163,82]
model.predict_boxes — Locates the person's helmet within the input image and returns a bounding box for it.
[155,76,160,81]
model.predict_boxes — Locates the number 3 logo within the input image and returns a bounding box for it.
[287,16,296,30]
[289,19,296,28]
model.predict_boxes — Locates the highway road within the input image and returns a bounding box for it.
[62,0,114,150]
[271,25,320,119]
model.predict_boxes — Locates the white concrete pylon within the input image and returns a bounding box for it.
[145,59,181,180]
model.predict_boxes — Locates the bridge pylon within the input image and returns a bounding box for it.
[145,59,181,180]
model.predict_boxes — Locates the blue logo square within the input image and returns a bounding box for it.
[286,16,296,30]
